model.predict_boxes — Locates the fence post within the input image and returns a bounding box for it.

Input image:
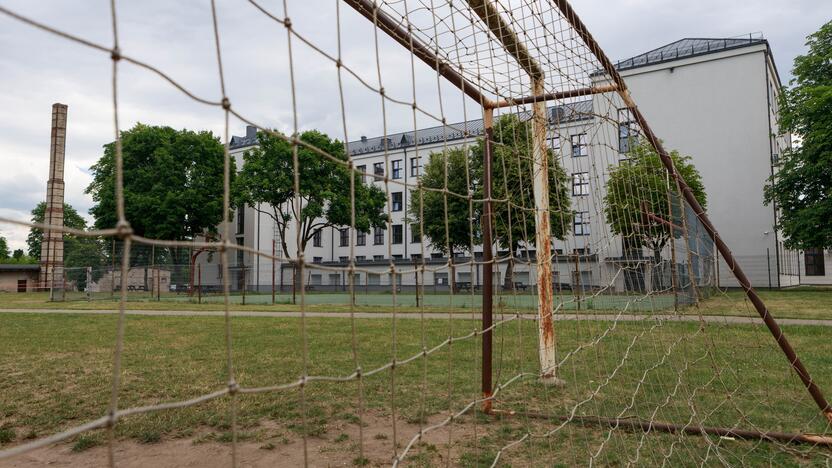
[111,239,116,299]
[197,263,202,304]
[272,240,276,305]
[481,106,494,412]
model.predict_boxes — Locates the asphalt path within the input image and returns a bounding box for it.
[2,308,831,327]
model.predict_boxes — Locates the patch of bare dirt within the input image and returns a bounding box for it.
[0,412,493,467]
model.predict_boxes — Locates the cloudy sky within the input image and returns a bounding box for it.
[0,0,829,251]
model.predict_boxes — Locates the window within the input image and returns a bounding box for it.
[572,172,589,196]
[356,165,366,183]
[392,159,402,179]
[392,254,403,260]
[312,230,322,247]
[574,247,591,255]
[339,228,349,247]
[339,256,348,263]
[392,224,403,244]
[356,230,366,246]
[374,226,385,245]
[550,136,561,153]
[411,224,421,243]
[618,108,637,154]
[373,255,384,262]
[805,248,826,276]
[411,253,422,260]
[355,255,366,261]
[392,192,403,211]
[410,157,420,177]
[313,256,323,264]
[373,162,384,180]
[574,211,590,236]
[571,133,587,157]
[236,238,245,266]
[236,207,245,235]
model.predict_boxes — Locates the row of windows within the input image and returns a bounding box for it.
[356,157,421,183]
[353,110,639,186]
[310,248,592,264]
[313,224,423,248]
[312,210,591,250]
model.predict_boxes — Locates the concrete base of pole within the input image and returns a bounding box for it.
[540,372,566,387]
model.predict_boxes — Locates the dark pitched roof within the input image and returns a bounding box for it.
[614,36,767,72]
[229,101,593,154]
[0,264,39,272]
[345,100,593,156]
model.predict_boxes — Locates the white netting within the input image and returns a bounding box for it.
[0,0,830,466]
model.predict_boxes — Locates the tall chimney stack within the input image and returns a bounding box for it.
[40,103,68,301]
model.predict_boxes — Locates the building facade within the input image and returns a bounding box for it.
[197,36,830,291]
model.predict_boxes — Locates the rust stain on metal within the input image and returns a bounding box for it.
[530,78,558,379]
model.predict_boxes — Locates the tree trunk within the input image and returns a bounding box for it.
[652,247,663,292]
[503,253,514,291]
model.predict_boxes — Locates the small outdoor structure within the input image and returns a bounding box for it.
[90,267,172,293]
[0,264,40,292]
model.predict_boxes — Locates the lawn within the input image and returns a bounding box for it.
[0,311,830,466]
[2,287,830,320]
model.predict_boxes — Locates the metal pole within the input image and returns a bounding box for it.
[111,239,115,299]
[550,0,832,421]
[481,107,495,412]
[197,263,202,305]
[413,257,419,308]
[531,77,560,385]
[506,410,832,447]
[272,240,276,304]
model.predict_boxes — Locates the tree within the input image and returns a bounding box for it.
[13,249,23,259]
[411,115,572,288]
[235,129,387,283]
[27,202,105,289]
[471,114,572,289]
[86,124,231,241]
[764,21,832,250]
[409,148,479,257]
[0,235,9,259]
[604,139,706,289]
[27,202,87,257]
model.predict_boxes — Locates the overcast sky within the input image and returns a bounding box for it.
[0,0,829,251]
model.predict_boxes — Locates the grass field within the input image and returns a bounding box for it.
[1,308,831,465]
[2,287,830,320]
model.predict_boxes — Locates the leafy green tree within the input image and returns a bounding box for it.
[409,148,479,257]
[764,21,832,250]
[604,139,706,289]
[86,124,230,288]
[472,114,572,288]
[13,249,23,259]
[27,202,87,257]
[412,115,572,288]
[86,124,231,241]
[27,202,105,289]
[235,129,387,260]
[0,235,9,259]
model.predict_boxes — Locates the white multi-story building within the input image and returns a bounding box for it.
[198,36,831,291]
